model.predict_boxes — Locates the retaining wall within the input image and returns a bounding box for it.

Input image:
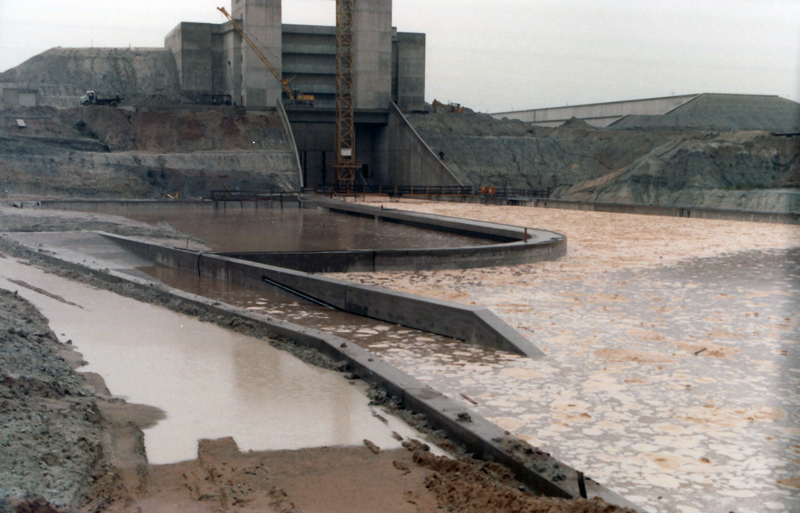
[386,102,463,186]
[101,233,545,358]
[224,200,566,272]
[433,195,800,225]
[39,198,302,212]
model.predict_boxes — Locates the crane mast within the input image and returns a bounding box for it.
[334,0,360,184]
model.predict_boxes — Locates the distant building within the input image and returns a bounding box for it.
[0,0,425,112]
[492,93,800,133]
[165,0,425,110]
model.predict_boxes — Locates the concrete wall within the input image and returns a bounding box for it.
[165,23,215,98]
[291,122,336,188]
[394,32,425,111]
[387,103,462,186]
[161,0,423,111]
[282,25,337,107]
[276,100,304,187]
[290,119,391,188]
[492,94,700,127]
[233,0,283,107]
[517,198,800,225]
[353,0,393,109]
[1,88,38,107]
[212,23,242,104]
[100,232,546,358]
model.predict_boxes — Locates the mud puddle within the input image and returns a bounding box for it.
[0,257,429,464]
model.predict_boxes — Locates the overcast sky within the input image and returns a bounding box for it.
[1,0,798,113]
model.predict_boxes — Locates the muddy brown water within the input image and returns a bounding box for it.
[96,205,494,252]
[0,258,431,465]
[140,265,501,364]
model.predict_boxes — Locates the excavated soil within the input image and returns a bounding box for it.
[409,110,800,211]
[0,105,299,199]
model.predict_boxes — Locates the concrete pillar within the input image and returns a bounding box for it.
[232,0,282,107]
[395,32,426,111]
[353,0,393,110]
[165,23,214,99]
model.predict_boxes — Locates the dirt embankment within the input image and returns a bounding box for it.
[0,287,129,512]
[409,110,800,212]
[0,48,187,109]
[0,106,300,199]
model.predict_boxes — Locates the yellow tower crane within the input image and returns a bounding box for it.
[217,7,314,107]
[334,0,360,184]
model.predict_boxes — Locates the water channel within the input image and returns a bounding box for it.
[0,258,428,465]
[12,203,798,513]
[99,205,494,252]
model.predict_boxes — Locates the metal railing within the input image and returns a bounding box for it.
[314,185,551,199]
[208,190,300,202]
[481,188,551,199]
[315,184,473,196]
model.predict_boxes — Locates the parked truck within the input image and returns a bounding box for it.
[80,91,123,107]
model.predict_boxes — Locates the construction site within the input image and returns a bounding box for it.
[0,1,799,513]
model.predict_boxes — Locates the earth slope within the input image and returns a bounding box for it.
[409,110,799,212]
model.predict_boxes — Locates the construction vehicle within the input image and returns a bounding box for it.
[432,99,464,114]
[80,91,123,107]
[217,7,314,107]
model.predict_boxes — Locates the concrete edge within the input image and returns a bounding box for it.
[389,102,464,186]
[98,232,545,359]
[276,99,304,188]
[284,199,568,272]
[311,198,532,240]
[2,236,641,511]
[446,195,800,225]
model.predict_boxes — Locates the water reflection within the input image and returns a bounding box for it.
[0,258,418,464]
[96,206,493,252]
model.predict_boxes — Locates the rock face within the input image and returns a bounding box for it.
[1,48,186,108]
[0,106,301,198]
[409,110,800,212]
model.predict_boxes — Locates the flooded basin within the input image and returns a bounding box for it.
[140,264,501,364]
[90,204,494,252]
[0,257,426,464]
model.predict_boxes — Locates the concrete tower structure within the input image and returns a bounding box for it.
[232,0,283,107]
[165,0,423,110]
[160,0,433,189]
[353,0,393,110]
